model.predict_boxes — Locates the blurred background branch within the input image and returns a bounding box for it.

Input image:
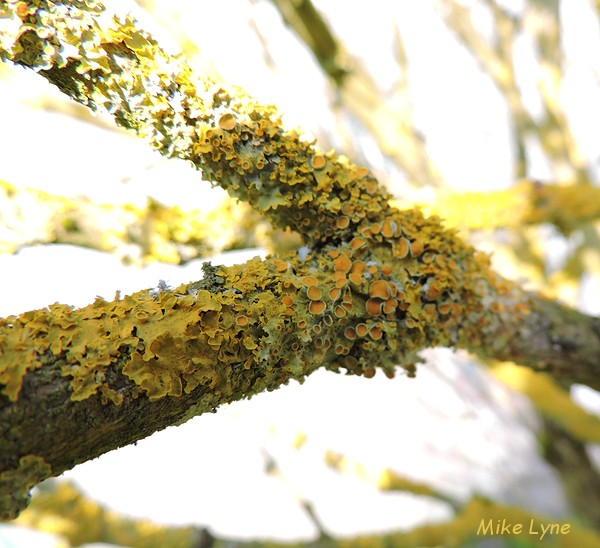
[269,0,444,187]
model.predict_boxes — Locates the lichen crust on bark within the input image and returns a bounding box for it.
[2,0,600,522]
[0,0,393,246]
[0,207,534,407]
[0,455,52,521]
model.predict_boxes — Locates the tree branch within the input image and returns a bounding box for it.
[401,180,600,233]
[1,0,599,520]
[0,179,266,263]
[271,0,444,186]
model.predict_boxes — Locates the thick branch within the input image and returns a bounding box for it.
[477,297,600,388]
[2,225,599,518]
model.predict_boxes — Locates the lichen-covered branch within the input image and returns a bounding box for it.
[16,480,208,548]
[2,231,599,518]
[0,0,394,245]
[492,363,600,445]
[16,481,600,548]
[324,450,462,511]
[1,0,600,521]
[0,179,266,263]
[401,180,600,233]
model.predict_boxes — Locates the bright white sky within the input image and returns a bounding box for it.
[1,1,599,546]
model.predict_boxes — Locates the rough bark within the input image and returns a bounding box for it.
[0,0,599,520]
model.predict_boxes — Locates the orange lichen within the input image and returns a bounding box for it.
[344,327,357,340]
[331,271,347,288]
[426,280,443,301]
[369,326,383,340]
[381,264,393,276]
[351,260,367,273]
[438,302,453,315]
[336,216,350,230]
[350,237,367,250]
[334,305,347,318]
[359,225,373,238]
[273,260,288,272]
[382,299,398,315]
[348,271,362,286]
[306,286,323,301]
[334,343,346,355]
[329,287,341,300]
[370,280,392,300]
[423,304,437,321]
[315,337,331,350]
[0,2,541,458]
[302,276,319,287]
[363,366,376,378]
[365,180,379,194]
[311,155,326,170]
[218,113,236,131]
[381,220,397,238]
[344,356,358,369]
[334,255,352,273]
[0,455,52,520]
[366,299,383,316]
[357,166,369,178]
[309,300,326,315]
[410,239,424,257]
[422,251,435,264]
[355,323,369,337]
[395,237,410,259]
[447,258,459,270]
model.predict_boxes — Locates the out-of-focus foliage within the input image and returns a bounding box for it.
[14,480,600,547]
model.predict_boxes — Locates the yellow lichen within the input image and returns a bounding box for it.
[0,0,538,405]
[0,455,52,521]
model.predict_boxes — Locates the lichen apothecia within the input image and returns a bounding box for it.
[0,1,533,405]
